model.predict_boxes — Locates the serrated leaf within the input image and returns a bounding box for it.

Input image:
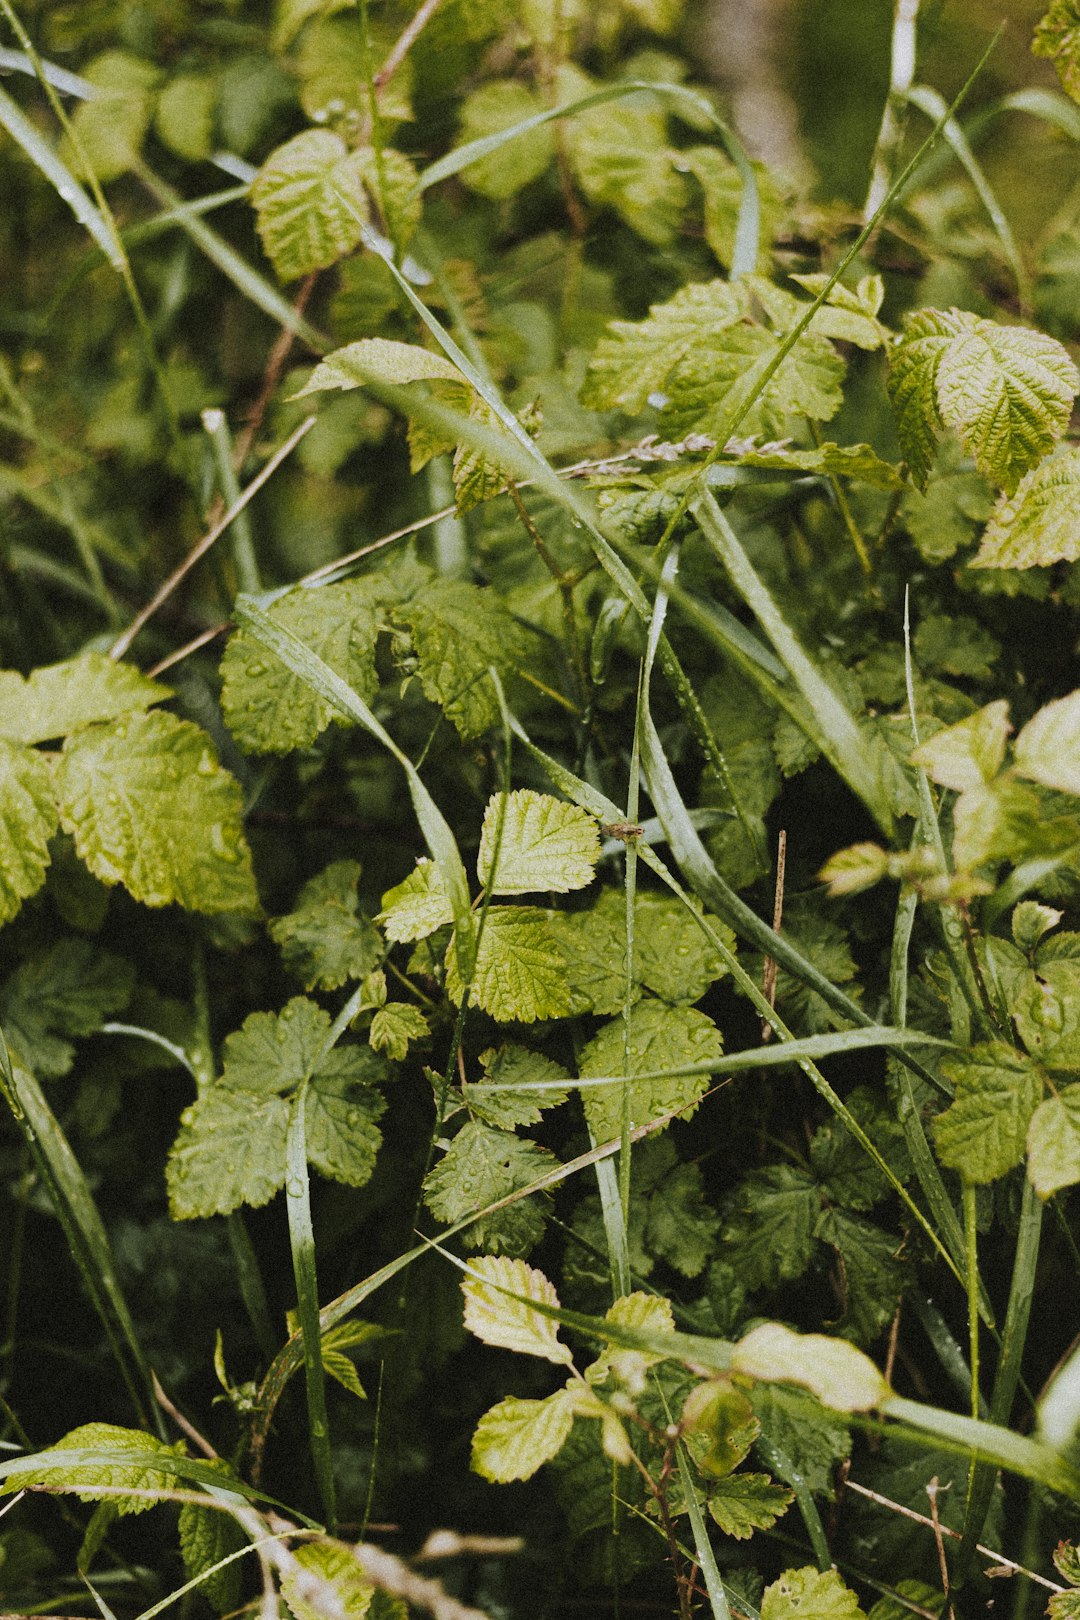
[973,445,1080,569]
[910,700,1011,791]
[750,1384,851,1495]
[0,652,166,746]
[392,577,526,738]
[447,906,575,1023]
[306,1055,387,1187]
[933,1043,1045,1182]
[465,1044,572,1128]
[814,1209,907,1345]
[251,129,371,281]
[1014,958,1080,1067]
[168,1086,291,1218]
[456,80,554,199]
[220,997,333,1095]
[477,790,600,895]
[727,440,903,489]
[888,307,1078,491]
[546,897,631,1016]
[0,939,134,1079]
[220,576,382,755]
[281,1537,375,1620]
[1013,900,1063,952]
[1015,690,1080,794]
[16,1425,184,1514]
[661,321,845,440]
[707,1472,793,1539]
[721,1164,820,1291]
[270,860,382,990]
[0,740,59,924]
[461,1255,573,1364]
[589,1292,675,1390]
[1027,1085,1080,1197]
[762,1565,867,1620]
[1054,1538,1080,1585]
[424,1121,556,1256]
[378,859,454,942]
[471,1387,575,1482]
[681,146,784,272]
[61,52,160,182]
[369,1002,429,1060]
[901,447,994,563]
[1034,2,1080,102]
[294,337,467,399]
[583,279,746,413]
[631,893,733,1004]
[577,1001,723,1144]
[644,1154,720,1279]
[56,711,257,914]
[561,67,686,245]
[733,1323,889,1412]
[178,1496,245,1616]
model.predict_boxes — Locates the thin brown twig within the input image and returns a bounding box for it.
[926,1477,953,1617]
[152,1372,218,1460]
[761,828,787,1042]
[231,272,319,475]
[108,415,316,660]
[373,0,445,91]
[146,621,230,679]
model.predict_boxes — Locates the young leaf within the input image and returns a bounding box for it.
[0,653,166,746]
[707,1472,793,1539]
[294,337,468,399]
[57,711,258,914]
[888,308,1078,491]
[470,1387,576,1482]
[560,66,686,245]
[933,1043,1045,1183]
[1027,1086,1080,1198]
[305,1057,388,1187]
[577,1001,724,1144]
[456,81,555,199]
[251,129,371,282]
[910,700,1011,791]
[1034,2,1080,102]
[1014,690,1080,795]
[465,1044,572,1128]
[13,1424,184,1514]
[461,1255,574,1365]
[423,1121,556,1256]
[220,577,382,755]
[590,1292,675,1390]
[761,1566,867,1620]
[280,1537,375,1620]
[446,907,576,1023]
[732,1323,890,1412]
[270,860,383,991]
[368,1002,429,1060]
[378,859,454,943]
[972,446,1080,569]
[477,790,600,895]
[0,740,59,923]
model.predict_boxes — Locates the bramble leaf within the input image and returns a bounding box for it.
[0,653,166,746]
[732,1323,889,1412]
[1034,2,1080,102]
[251,129,371,281]
[721,1164,820,1291]
[973,446,1080,569]
[423,1121,556,1255]
[1015,690,1080,794]
[0,939,134,1078]
[456,80,554,199]
[61,52,160,182]
[477,790,600,895]
[561,67,686,245]
[0,741,59,924]
[280,1537,374,1620]
[1027,1085,1080,1197]
[447,907,575,1023]
[1013,958,1080,1068]
[392,577,526,738]
[378,859,454,943]
[270,861,382,991]
[888,308,1078,491]
[582,279,746,414]
[461,1255,574,1365]
[57,711,258,914]
[167,1086,291,1218]
[577,1001,723,1144]
[220,577,382,755]
[706,1472,793,1539]
[471,1387,575,1482]
[910,700,1011,791]
[465,1044,572,1128]
[762,1566,867,1620]
[294,337,467,399]
[306,1057,387,1188]
[13,1424,184,1514]
[933,1043,1045,1182]
[178,1496,245,1615]
[368,1002,429,1060]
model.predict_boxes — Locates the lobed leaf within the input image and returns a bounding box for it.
[0,740,59,924]
[933,1043,1045,1183]
[577,1000,723,1144]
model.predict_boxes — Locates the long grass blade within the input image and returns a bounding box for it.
[677,1442,732,1619]
[285,1085,336,1529]
[0,81,121,267]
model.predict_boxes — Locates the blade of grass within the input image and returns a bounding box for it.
[755,1433,830,1571]
[677,1442,732,1620]
[286,1083,336,1530]
[202,409,260,595]
[0,80,121,268]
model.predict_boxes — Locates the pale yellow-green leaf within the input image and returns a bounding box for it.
[731,1322,889,1412]
[973,445,1080,569]
[707,1473,794,1540]
[461,1255,573,1365]
[762,1566,867,1620]
[470,1387,575,1481]
[589,1291,675,1391]
[933,1043,1044,1184]
[155,74,216,161]
[294,338,467,399]
[281,1538,374,1620]
[446,907,575,1023]
[0,652,167,746]
[1015,690,1080,795]
[251,128,370,282]
[477,790,600,895]
[13,1424,185,1514]
[61,51,160,182]
[1028,1086,1080,1198]
[910,700,1011,791]
[0,740,59,924]
[378,859,454,943]
[456,80,555,200]
[368,1002,429,1061]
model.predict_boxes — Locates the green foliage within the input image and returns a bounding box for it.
[761,1566,866,1620]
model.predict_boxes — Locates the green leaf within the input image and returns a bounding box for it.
[973,446,1080,569]
[296,15,412,125]
[294,337,467,399]
[220,997,334,1095]
[590,1292,676,1389]
[682,146,784,273]
[368,1002,429,1060]
[1015,690,1080,794]
[477,790,600,895]
[706,1472,793,1539]
[471,1387,576,1482]
[424,1121,556,1255]
[631,893,733,1004]
[280,1537,374,1620]
[0,741,60,923]
[750,1385,851,1496]
[305,1056,387,1187]
[1054,1539,1080,1585]
[643,1147,720,1279]
[762,1566,867,1620]
[461,1255,574,1365]
[251,129,372,282]
[814,1209,907,1345]
[583,278,746,413]
[220,577,382,755]
[910,700,1011,791]
[727,440,903,489]
[733,1323,890,1412]
[1027,1085,1080,1197]
[900,446,994,563]
[888,307,1078,491]
[14,1424,183,1514]
[1034,2,1080,103]
[546,895,631,1016]
[392,577,526,738]
[1014,957,1080,1067]
[456,81,555,199]
[270,860,383,990]
[561,67,686,245]
[56,711,257,914]
[378,859,454,943]
[61,52,160,182]
[447,906,575,1023]
[465,1044,572,1128]
[0,653,166,746]
[577,1001,723,1144]
[167,1086,291,1218]
[155,74,216,162]
[177,1496,245,1616]
[721,1164,820,1291]
[0,939,135,1079]
[933,1043,1045,1183]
